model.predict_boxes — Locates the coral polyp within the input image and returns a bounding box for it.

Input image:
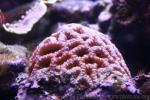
[29,23,131,89]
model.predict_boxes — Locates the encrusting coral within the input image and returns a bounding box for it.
[16,23,131,99]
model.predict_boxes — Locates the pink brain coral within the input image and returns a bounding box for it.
[29,23,131,89]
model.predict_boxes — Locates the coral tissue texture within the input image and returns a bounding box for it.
[29,23,131,89]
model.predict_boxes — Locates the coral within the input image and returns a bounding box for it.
[16,68,132,100]
[0,0,34,12]
[134,73,150,94]
[1,0,61,34]
[98,0,113,33]
[105,0,150,74]
[50,0,102,23]
[14,23,132,100]
[29,23,131,89]
[2,0,47,34]
[0,10,5,26]
[15,69,63,100]
[0,42,29,76]
[0,42,29,99]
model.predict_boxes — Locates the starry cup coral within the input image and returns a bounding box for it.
[28,23,131,89]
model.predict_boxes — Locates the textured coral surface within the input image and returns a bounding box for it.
[50,0,100,23]
[29,24,130,89]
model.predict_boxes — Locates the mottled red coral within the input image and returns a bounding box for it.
[29,23,131,89]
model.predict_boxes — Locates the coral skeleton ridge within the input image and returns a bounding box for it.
[29,23,131,89]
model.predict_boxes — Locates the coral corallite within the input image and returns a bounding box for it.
[29,23,131,89]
